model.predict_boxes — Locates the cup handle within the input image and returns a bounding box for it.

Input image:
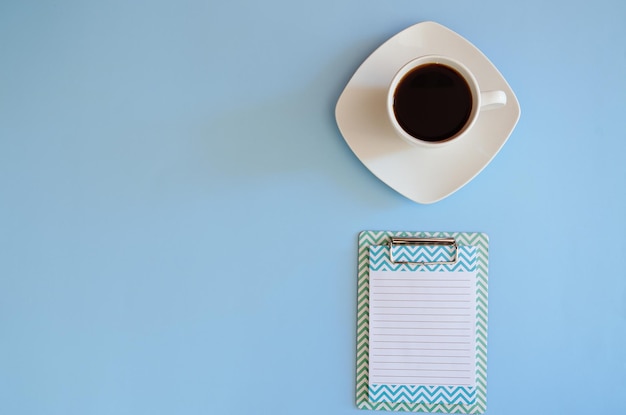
[480,90,507,111]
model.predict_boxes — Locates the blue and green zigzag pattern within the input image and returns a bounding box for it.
[357,231,489,413]
[369,244,477,272]
[369,385,476,405]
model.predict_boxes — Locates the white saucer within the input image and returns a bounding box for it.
[335,21,520,204]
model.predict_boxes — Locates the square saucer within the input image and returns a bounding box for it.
[335,21,520,204]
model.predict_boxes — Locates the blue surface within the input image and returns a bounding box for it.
[1,1,625,414]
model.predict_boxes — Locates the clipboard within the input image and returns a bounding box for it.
[356,231,489,413]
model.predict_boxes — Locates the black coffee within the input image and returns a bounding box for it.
[393,63,472,142]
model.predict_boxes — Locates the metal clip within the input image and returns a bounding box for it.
[388,237,458,265]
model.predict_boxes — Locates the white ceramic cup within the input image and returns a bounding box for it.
[387,55,507,148]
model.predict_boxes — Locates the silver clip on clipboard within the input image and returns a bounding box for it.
[388,237,458,265]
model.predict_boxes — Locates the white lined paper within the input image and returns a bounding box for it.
[369,269,477,386]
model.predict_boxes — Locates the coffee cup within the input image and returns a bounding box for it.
[387,55,507,147]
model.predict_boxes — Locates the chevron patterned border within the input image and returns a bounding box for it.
[369,385,476,405]
[370,245,477,272]
[356,231,489,413]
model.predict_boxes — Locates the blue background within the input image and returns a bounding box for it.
[1,1,625,414]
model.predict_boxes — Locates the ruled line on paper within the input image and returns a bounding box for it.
[368,269,477,387]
